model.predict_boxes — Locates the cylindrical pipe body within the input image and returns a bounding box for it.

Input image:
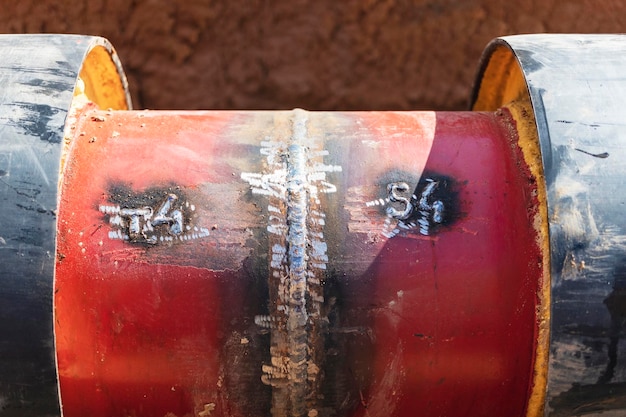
[55,106,544,417]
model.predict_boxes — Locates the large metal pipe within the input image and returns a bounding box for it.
[54,104,544,417]
[1,34,625,417]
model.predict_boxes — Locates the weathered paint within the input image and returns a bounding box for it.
[55,104,543,417]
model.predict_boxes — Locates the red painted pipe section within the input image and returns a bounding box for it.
[55,105,542,417]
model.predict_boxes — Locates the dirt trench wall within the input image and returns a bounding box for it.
[2,0,625,111]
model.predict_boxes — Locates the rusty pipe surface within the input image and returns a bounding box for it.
[54,102,545,417]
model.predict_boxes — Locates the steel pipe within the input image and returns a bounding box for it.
[1,34,625,417]
[54,104,543,417]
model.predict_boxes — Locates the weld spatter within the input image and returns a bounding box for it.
[366,173,459,239]
[99,184,209,245]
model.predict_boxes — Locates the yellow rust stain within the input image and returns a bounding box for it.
[474,44,551,417]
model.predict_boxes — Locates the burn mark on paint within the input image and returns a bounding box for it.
[99,184,209,245]
[365,173,459,238]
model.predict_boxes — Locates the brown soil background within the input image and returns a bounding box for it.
[2,0,625,111]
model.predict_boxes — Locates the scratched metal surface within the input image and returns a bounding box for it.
[490,34,626,416]
[0,35,128,416]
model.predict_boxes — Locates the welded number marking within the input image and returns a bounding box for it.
[99,193,209,244]
[366,177,448,238]
[386,182,413,220]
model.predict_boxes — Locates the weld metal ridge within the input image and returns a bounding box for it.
[242,109,342,417]
[284,111,311,417]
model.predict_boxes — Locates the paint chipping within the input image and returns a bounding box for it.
[198,403,216,417]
